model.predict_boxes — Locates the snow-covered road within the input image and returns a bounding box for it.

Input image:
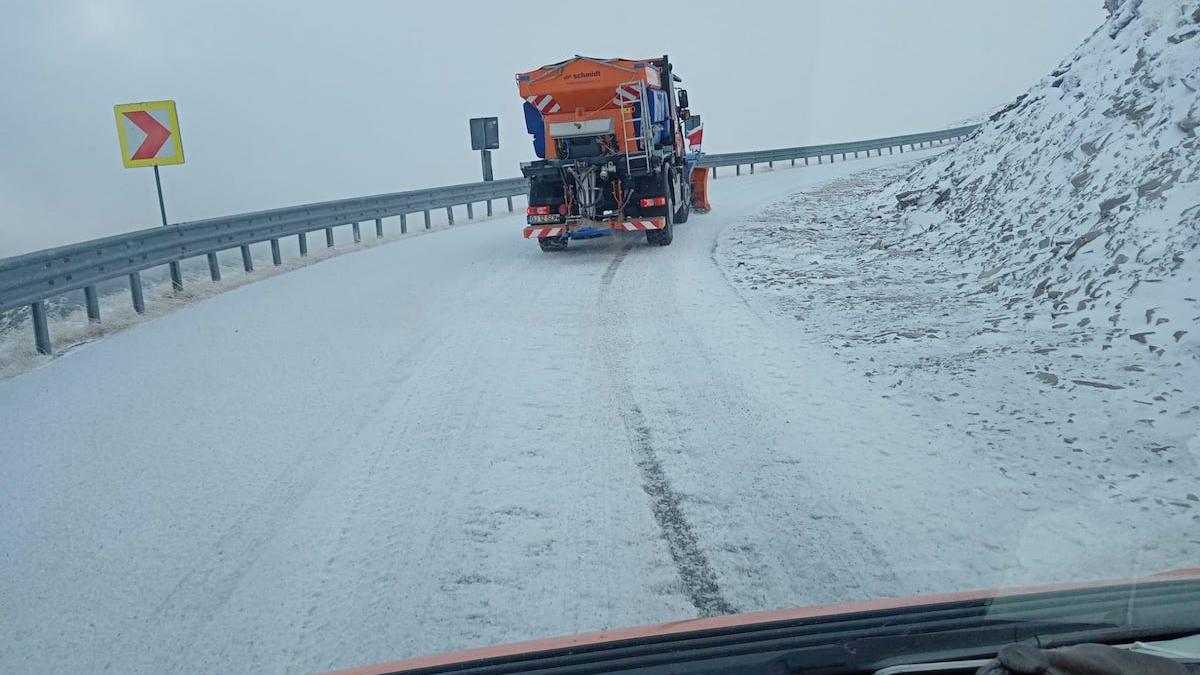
[3,150,1192,674]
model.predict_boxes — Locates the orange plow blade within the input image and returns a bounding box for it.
[690,167,711,212]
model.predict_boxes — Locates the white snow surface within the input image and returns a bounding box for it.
[4,142,1196,674]
[0,151,956,673]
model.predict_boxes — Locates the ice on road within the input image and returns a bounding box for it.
[3,150,1184,674]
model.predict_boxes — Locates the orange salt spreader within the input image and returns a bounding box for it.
[515,55,709,250]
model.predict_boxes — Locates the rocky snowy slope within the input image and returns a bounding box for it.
[720,0,1200,581]
[878,0,1199,362]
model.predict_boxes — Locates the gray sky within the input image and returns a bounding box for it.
[0,1,1104,257]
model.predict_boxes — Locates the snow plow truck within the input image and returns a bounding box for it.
[517,55,710,251]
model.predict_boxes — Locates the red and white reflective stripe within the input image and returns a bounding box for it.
[613,218,666,232]
[526,94,561,114]
[523,226,565,239]
[686,122,704,151]
[612,84,641,106]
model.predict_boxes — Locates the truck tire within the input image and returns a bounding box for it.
[646,172,674,246]
[674,169,691,224]
[538,235,568,252]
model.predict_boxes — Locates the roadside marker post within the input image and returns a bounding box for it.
[114,100,185,289]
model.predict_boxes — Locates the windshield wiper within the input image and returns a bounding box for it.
[771,621,1200,675]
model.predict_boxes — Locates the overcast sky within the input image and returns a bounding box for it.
[0,1,1105,256]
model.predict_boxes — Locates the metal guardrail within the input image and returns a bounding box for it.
[0,124,980,355]
[696,124,980,174]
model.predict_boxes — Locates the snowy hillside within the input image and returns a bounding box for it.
[877,0,1199,360]
[719,0,1199,597]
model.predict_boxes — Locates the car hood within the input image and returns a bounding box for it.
[332,568,1200,675]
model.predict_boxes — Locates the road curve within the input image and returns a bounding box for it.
[2,154,940,673]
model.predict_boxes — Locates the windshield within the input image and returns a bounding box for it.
[1,1,1197,673]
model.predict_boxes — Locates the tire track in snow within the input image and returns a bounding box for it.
[598,246,735,617]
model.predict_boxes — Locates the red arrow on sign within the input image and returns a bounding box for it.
[123,110,172,160]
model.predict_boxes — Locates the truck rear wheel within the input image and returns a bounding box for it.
[674,174,691,224]
[646,210,673,246]
[647,172,674,246]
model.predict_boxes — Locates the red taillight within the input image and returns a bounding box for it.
[640,196,667,208]
[527,206,551,216]
[558,204,569,215]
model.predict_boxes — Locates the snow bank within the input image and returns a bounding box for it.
[876,0,1199,360]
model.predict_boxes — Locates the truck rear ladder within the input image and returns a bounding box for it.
[619,80,653,175]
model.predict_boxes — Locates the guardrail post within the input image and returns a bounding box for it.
[207,252,221,281]
[325,228,334,247]
[506,196,514,212]
[735,165,740,176]
[375,218,383,238]
[804,157,810,166]
[829,154,834,163]
[790,158,795,166]
[466,202,474,220]
[889,146,894,155]
[711,167,716,178]
[352,221,361,243]
[750,163,754,174]
[299,232,309,257]
[169,261,183,291]
[31,301,51,355]
[446,206,455,225]
[400,214,408,234]
[270,238,282,265]
[241,245,253,272]
[768,160,773,168]
[424,210,431,229]
[84,285,100,323]
[842,152,847,160]
[129,272,145,314]
[486,199,493,217]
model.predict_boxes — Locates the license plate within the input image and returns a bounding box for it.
[528,214,560,224]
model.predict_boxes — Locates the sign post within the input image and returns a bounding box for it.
[114,100,185,289]
[469,117,500,182]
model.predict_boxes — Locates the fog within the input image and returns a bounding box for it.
[0,0,1104,256]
